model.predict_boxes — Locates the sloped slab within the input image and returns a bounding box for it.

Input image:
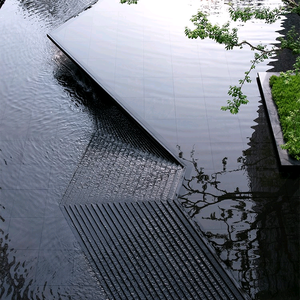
[257,72,300,170]
[62,200,249,300]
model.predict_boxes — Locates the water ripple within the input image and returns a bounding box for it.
[17,0,98,27]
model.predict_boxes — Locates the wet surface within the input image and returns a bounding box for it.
[0,0,299,299]
[63,200,248,300]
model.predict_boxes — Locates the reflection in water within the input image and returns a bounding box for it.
[50,2,298,299]
[53,53,148,141]
[0,1,101,298]
[179,103,299,299]
[244,103,299,300]
[0,202,94,300]
[179,150,260,296]
[17,0,98,25]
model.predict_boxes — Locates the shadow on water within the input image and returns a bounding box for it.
[53,52,184,207]
[267,9,300,72]
[178,102,300,299]
[54,53,180,162]
[53,53,113,124]
[0,0,5,9]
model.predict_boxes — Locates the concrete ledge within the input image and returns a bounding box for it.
[257,72,300,171]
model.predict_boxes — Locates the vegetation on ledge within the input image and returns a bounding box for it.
[270,72,300,160]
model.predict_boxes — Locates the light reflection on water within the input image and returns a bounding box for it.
[0,0,299,299]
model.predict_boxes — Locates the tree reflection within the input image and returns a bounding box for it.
[180,151,253,216]
[178,139,299,299]
[179,149,259,294]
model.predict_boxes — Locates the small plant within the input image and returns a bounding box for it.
[120,0,138,4]
[270,69,300,160]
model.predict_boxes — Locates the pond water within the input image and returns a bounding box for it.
[0,0,299,299]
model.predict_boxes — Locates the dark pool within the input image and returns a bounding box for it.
[0,0,299,299]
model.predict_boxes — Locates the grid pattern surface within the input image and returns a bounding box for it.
[63,200,247,300]
[61,129,184,205]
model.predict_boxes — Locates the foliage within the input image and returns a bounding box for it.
[270,71,300,160]
[120,0,138,4]
[185,0,300,113]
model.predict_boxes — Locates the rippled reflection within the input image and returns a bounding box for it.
[51,0,299,299]
[17,0,98,26]
[0,0,102,299]
[0,205,33,299]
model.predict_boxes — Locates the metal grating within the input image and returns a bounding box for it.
[62,201,247,300]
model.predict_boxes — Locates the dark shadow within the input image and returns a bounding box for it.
[53,52,185,207]
[267,10,300,72]
[0,0,5,9]
[53,53,180,162]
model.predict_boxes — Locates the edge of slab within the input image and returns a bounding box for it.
[47,28,185,171]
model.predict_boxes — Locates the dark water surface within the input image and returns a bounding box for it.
[0,0,299,299]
